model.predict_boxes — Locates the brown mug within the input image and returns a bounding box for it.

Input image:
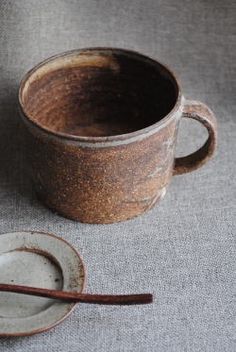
[19,48,217,224]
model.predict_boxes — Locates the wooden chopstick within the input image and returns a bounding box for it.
[0,283,153,305]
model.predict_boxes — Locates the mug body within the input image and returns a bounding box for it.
[19,48,182,224]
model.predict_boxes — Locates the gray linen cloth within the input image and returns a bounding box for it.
[0,0,235,351]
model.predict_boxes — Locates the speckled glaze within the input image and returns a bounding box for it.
[19,48,217,224]
[0,231,85,336]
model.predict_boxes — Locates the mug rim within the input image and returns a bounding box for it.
[18,47,182,144]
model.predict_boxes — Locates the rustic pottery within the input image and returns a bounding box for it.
[19,48,217,224]
[0,231,85,336]
[0,231,152,336]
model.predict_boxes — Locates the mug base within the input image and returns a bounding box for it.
[36,187,167,224]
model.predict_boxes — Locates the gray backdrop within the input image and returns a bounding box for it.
[0,0,235,351]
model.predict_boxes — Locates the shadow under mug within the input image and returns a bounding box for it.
[19,48,217,224]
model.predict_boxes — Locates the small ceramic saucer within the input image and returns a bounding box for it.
[0,231,85,336]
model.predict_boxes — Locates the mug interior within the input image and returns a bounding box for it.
[20,49,179,137]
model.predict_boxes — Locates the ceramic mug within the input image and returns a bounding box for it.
[19,48,217,224]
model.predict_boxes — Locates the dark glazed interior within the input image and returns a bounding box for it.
[21,50,179,137]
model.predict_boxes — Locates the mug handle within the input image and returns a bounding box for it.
[173,100,217,175]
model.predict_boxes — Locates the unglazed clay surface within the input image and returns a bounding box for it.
[19,49,216,223]
[21,50,178,137]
